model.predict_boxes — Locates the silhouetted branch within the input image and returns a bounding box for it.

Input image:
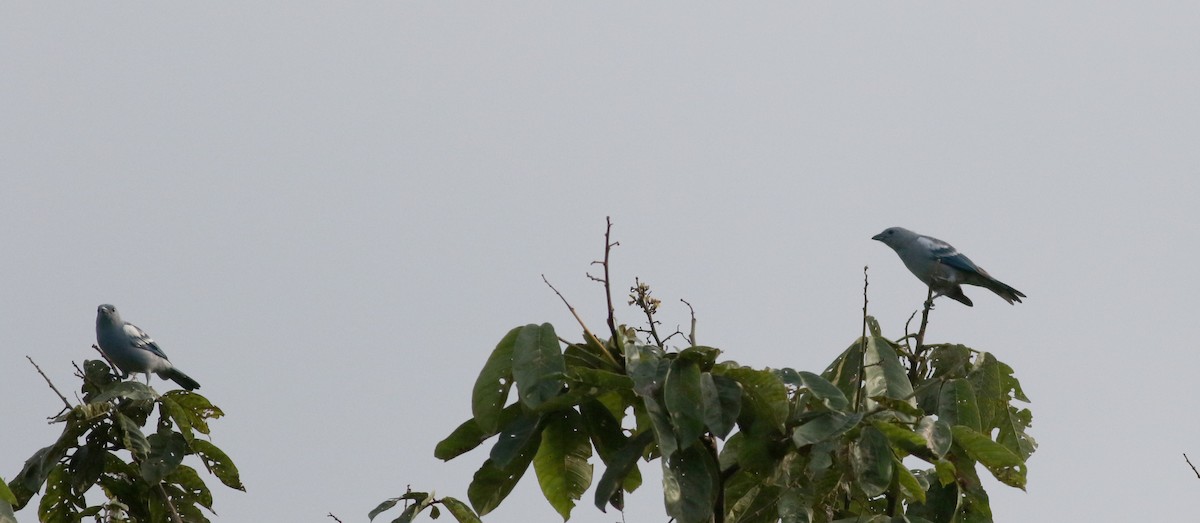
[542,274,618,366]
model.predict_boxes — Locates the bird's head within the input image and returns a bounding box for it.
[97,304,120,324]
[872,227,914,247]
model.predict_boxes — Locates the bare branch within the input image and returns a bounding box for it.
[681,298,697,346]
[1186,453,1200,479]
[156,483,184,523]
[596,217,622,352]
[542,274,618,366]
[327,513,345,523]
[908,285,936,382]
[27,356,72,415]
[855,266,869,412]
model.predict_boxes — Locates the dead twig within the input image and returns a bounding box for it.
[542,275,618,367]
[681,299,697,346]
[587,217,622,352]
[1186,453,1200,479]
[27,356,72,415]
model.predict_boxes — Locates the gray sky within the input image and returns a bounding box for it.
[3,3,1198,521]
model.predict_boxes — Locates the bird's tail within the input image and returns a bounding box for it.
[161,368,201,391]
[945,287,974,307]
[984,277,1026,305]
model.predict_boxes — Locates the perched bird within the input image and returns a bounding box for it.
[872,227,1025,306]
[95,304,201,390]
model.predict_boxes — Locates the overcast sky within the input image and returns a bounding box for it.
[3,3,1199,522]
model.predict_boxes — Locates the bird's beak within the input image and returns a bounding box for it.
[871,233,884,241]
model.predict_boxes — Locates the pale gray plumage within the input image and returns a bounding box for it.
[872,227,1025,306]
[95,304,200,390]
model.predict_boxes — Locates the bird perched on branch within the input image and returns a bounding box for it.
[872,227,1025,307]
[95,304,201,390]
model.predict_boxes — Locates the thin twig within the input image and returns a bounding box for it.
[27,356,72,413]
[542,275,618,367]
[855,267,869,412]
[681,299,697,347]
[156,483,184,523]
[592,217,622,352]
[92,344,124,378]
[909,286,936,382]
[1186,453,1200,479]
[902,309,919,351]
[327,513,345,523]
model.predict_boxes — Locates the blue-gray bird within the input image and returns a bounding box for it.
[95,304,200,390]
[872,227,1025,306]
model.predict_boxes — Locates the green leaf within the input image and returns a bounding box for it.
[92,380,158,403]
[142,431,188,484]
[66,440,106,493]
[871,420,928,456]
[472,327,521,433]
[850,425,893,498]
[390,493,433,523]
[513,324,567,410]
[435,403,520,461]
[625,344,664,395]
[866,315,883,337]
[720,367,788,434]
[489,412,541,469]
[38,465,83,523]
[191,439,246,491]
[927,344,972,378]
[796,371,848,411]
[677,346,722,369]
[724,471,781,523]
[951,425,1026,489]
[904,475,958,522]
[894,459,926,504]
[821,340,865,405]
[933,459,956,486]
[468,424,542,516]
[792,411,862,447]
[440,497,482,523]
[116,412,151,461]
[700,374,741,439]
[916,416,953,459]
[967,352,1002,429]
[533,409,593,520]
[369,498,400,521]
[0,478,15,506]
[997,405,1037,461]
[564,338,619,373]
[663,442,719,523]
[864,336,915,410]
[0,500,15,523]
[569,367,633,392]
[160,391,223,437]
[594,431,653,512]
[665,359,705,446]
[579,399,627,462]
[938,379,981,432]
[777,486,813,523]
[165,465,213,510]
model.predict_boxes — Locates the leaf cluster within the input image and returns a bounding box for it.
[404,311,1034,523]
[3,360,243,523]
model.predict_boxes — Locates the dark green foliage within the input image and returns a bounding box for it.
[419,310,1036,522]
[5,359,241,522]
[379,240,1037,523]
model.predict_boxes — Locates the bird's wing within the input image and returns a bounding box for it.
[123,323,171,360]
[917,236,984,275]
